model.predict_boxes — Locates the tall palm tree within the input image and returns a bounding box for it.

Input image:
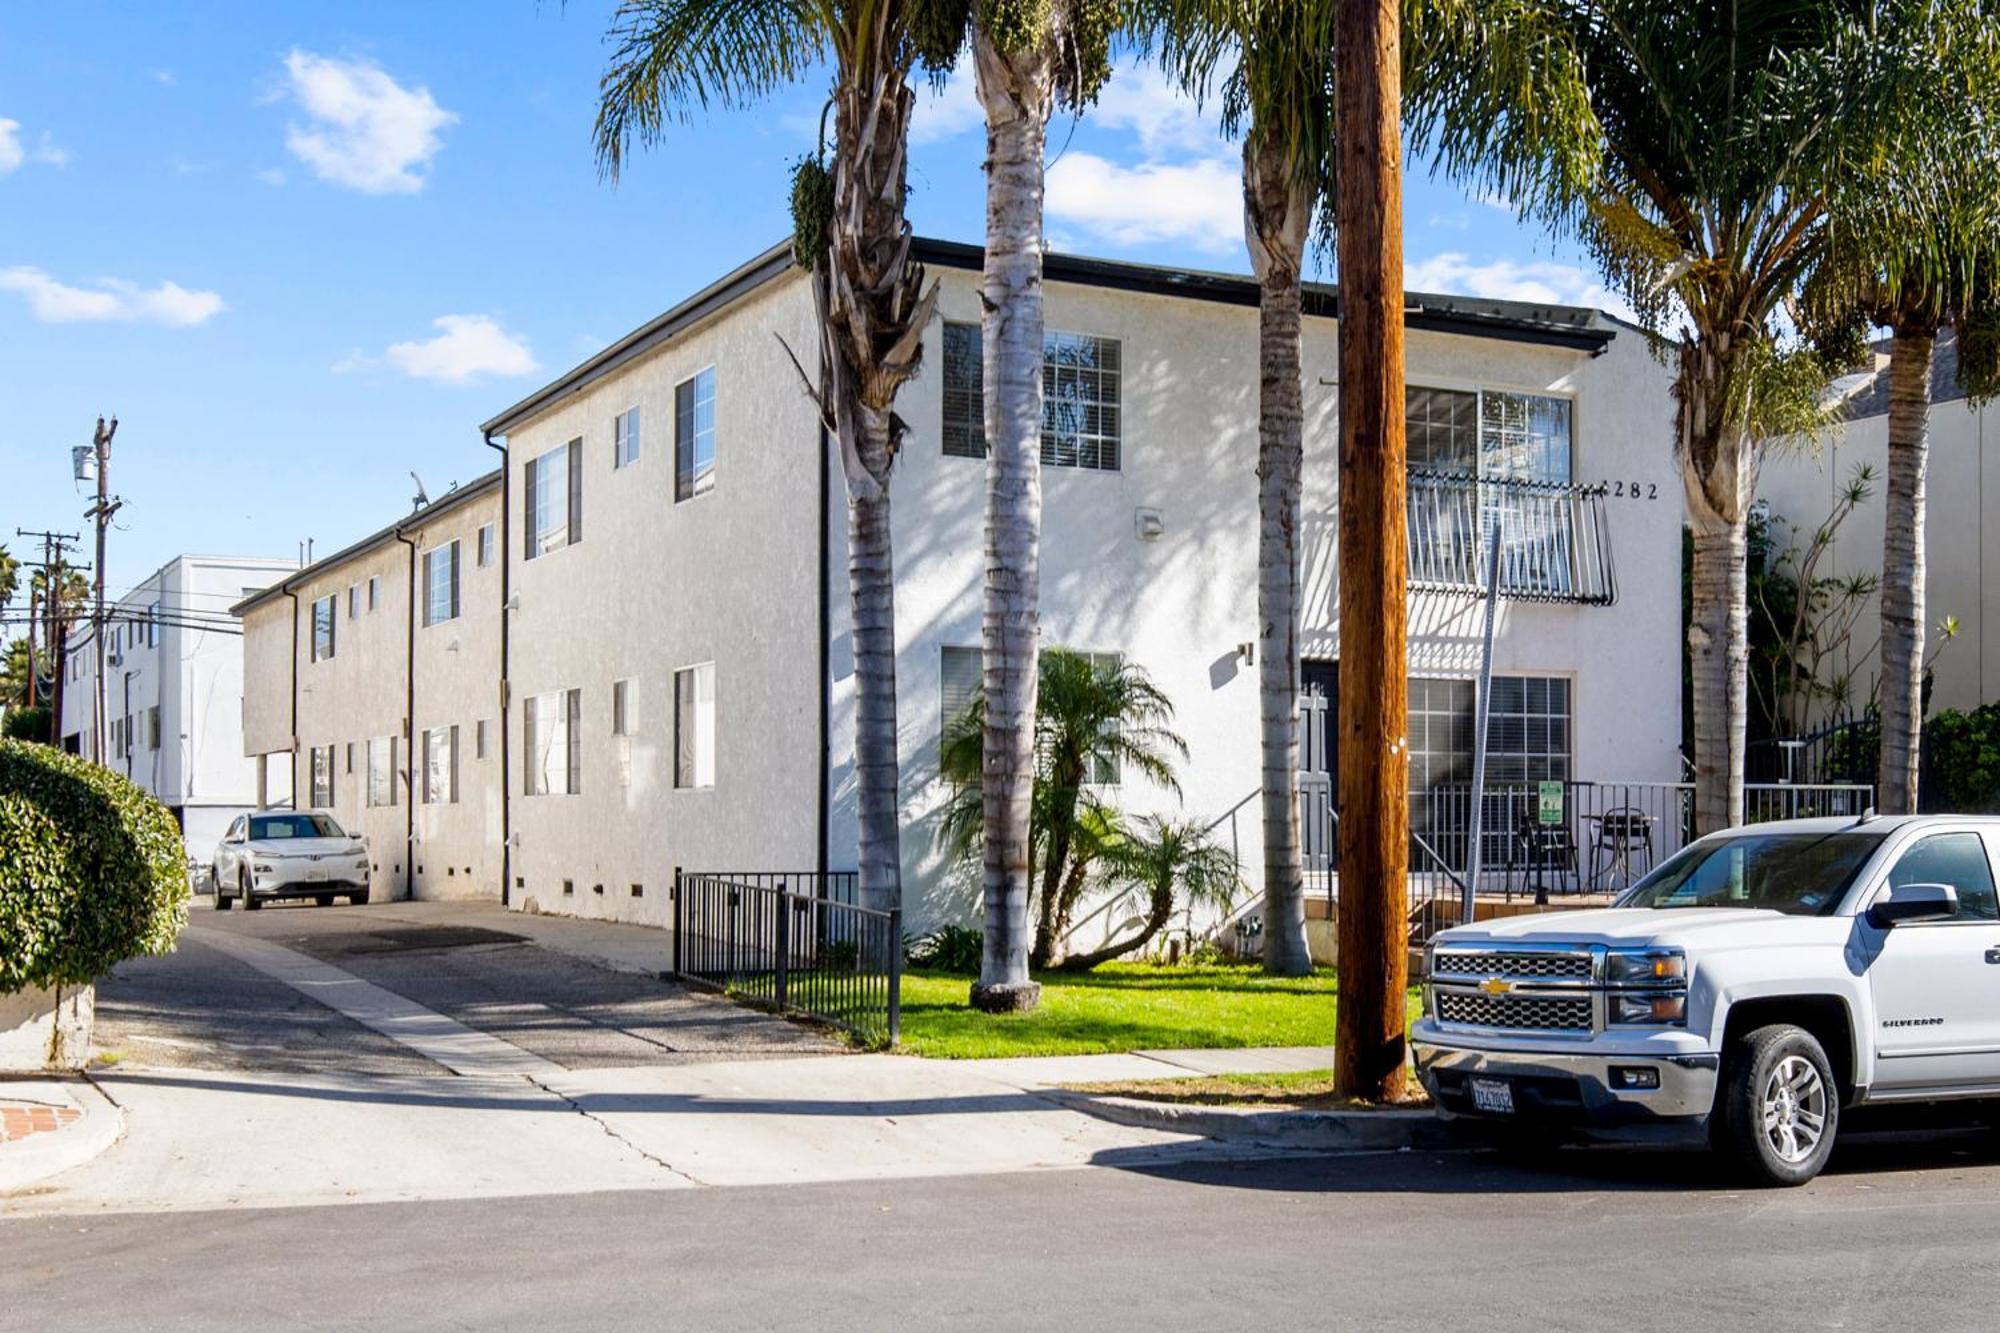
[1137,0,1337,978]
[938,647,1187,966]
[1422,0,1951,834]
[594,0,942,914]
[1807,20,2000,812]
[917,0,1121,1012]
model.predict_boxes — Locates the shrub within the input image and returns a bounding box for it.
[907,923,984,973]
[3,707,52,743]
[1925,705,2000,812]
[0,740,189,994]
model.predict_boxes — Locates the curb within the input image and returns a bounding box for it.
[0,1077,124,1194]
[1042,1089,1471,1152]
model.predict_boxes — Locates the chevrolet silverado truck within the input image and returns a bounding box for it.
[1414,814,2000,1185]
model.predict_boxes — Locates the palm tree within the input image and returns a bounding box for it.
[916,1,1122,1012]
[593,0,943,914]
[1421,1,1954,834]
[938,647,1188,966]
[1806,27,2000,812]
[1057,814,1242,971]
[0,544,17,615]
[1135,0,1336,978]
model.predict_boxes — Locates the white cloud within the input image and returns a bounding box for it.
[255,168,287,187]
[0,266,224,326]
[378,314,538,384]
[1047,152,1241,253]
[1085,64,1231,158]
[0,119,67,174]
[910,58,985,145]
[278,50,456,194]
[1405,251,1637,321]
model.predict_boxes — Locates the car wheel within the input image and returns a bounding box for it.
[315,894,335,908]
[349,891,370,906]
[241,871,262,911]
[1712,1023,1838,1187]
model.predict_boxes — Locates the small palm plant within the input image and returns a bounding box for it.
[1056,814,1244,972]
[938,648,1187,968]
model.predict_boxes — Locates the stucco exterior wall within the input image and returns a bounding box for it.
[501,276,822,925]
[240,597,293,758]
[1759,398,2000,719]
[827,271,1681,932]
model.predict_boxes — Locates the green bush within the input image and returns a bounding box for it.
[0,739,189,993]
[1926,706,2000,813]
[906,923,983,974]
[2,706,51,743]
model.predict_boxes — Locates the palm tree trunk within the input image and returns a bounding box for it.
[1055,876,1175,972]
[1687,510,1748,834]
[1244,132,1315,978]
[970,24,1053,1014]
[1877,325,1935,814]
[1332,0,1410,1103]
[847,442,902,914]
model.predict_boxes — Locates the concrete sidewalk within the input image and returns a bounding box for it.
[0,1077,123,1193]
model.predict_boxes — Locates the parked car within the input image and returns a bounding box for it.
[1414,814,2000,1185]
[213,810,371,910]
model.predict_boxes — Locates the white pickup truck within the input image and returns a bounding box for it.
[1413,814,2000,1185]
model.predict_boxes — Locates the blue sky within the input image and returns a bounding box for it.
[0,2,1625,606]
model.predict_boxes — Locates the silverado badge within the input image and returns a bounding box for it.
[1479,976,1511,997]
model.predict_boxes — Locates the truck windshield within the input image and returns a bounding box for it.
[249,814,344,840]
[1616,831,1886,916]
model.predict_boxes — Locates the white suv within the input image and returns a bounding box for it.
[1414,814,2000,1185]
[213,810,372,910]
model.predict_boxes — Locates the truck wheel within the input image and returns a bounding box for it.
[1712,1024,1838,1187]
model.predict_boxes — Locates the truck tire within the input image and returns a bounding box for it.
[1712,1023,1838,1186]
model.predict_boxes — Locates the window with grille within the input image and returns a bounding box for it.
[526,440,581,557]
[674,663,715,788]
[1403,385,1570,484]
[676,369,716,501]
[614,405,642,469]
[423,541,460,626]
[940,322,1122,471]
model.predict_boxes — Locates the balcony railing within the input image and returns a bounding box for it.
[1406,471,1617,606]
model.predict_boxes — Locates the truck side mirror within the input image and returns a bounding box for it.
[1867,882,1960,929]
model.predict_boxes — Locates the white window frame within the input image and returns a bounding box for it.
[614,405,642,470]
[311,595,336,661]
[524,689,581,796]
[675,368,717,502]
[526,441,582,558]
[422,725,459,805]
[423,540,461,627]
[366,736,398,809]
[476,523,496,568]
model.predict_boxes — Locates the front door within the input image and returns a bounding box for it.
[1865,828,2000,1092]
[1299,661,1337,870]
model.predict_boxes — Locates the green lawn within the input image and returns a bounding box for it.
[896,962,1421,1059]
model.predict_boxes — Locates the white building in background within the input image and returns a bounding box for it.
[60,554,296,862]
[239,239,1683,937]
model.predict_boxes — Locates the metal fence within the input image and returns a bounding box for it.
[1406,472,1618,605]
[672,870,900,1046]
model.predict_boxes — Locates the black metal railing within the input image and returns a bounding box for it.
[672,870,900,1047]
[1406,472,1617,605]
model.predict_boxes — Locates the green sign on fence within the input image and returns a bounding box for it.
[1537,781,1564,825]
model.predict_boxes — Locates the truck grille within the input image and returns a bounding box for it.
[1433,949,1592,980]
[1435,992,1592,1032]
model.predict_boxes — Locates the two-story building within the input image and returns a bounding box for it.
[59,553,296,861]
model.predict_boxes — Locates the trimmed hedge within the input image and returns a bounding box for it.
[3,706,52,743]
[0,739,189,994]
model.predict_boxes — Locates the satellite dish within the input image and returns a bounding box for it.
[410,472,431,511]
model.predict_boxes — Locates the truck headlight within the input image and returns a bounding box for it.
[1605,948,1686,986]
[1610,992,1687,1026]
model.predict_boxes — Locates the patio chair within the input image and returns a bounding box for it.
[1508,812,1580,903]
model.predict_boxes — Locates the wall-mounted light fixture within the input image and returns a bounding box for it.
[1134,508,1165,541]
[1237,641,1255,666]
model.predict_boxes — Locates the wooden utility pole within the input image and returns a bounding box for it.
[1333,0,1410,1102]
[84,417,120,765]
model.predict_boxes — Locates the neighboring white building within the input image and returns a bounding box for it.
[59,554,296,862]
[1760,331,2000,721]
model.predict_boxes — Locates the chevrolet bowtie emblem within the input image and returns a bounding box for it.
[1479,976,1511,997]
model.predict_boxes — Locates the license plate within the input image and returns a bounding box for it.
[305,869,328,882]
[1470,1077,1515,1114]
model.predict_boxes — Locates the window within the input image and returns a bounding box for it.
[1884,833,2000,922]
[147,706,160,751]
[312,595,336,661]
[423,725,459,805]
[348,584,360,619]
[367,575,380,612]
[614,405,642,469]
[675,369,716,501]
[939,646,982,758]
[1404,386,1571,484]
[1483,676,1572,783]
[366,736,397,808]
[345,740,355,774]
[423,540,461,626]
[146,603,159,646]
[524,689,581,795]
[475,719,490,760]
[477,523,496,568]
[526,441,582,557]
[612,678,635,736]
[941,322,1123,471]
[674,663,715,788]
[310,745,334,807]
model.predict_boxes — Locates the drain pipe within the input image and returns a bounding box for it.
[484,430,512,906]
[283,585,301,807]
[816,422,831,885]
[394,525,419,901]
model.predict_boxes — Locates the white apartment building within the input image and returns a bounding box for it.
[59,554,296,861]
[235,476,504,902]
[465,239,1681,934]
[1761,331,2000,720]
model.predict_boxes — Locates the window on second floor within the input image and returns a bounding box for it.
[312,596,336,661]
[367,575,380,611]
[675,369,716,501]
[942,322,1123,471]
[476,523,496,568]
[1405,385,1571,484]
[614,405,641,469]
[348,584,360,619]
[526,440,582,558]
[424,540,461,626]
